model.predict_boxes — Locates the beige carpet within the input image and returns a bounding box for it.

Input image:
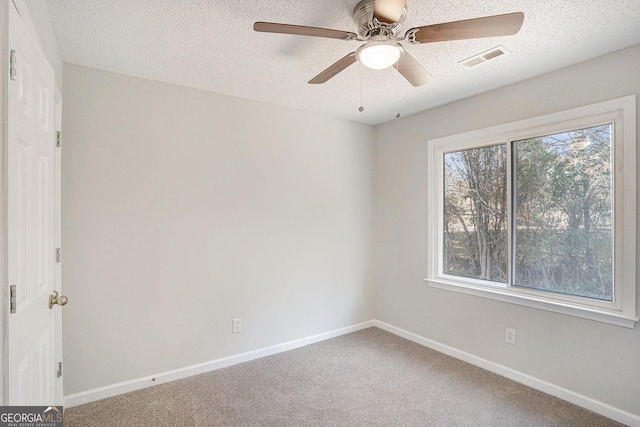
[64,327,624,426]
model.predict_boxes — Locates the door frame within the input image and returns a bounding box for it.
[1,0,9,407]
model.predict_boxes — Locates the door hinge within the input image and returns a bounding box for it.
[56,248,61,263]
[56,131,61,148]
[57,362,63,378]
[10,285,16,314]
[9,50,17,81]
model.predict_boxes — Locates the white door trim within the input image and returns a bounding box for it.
[0,0,8,407]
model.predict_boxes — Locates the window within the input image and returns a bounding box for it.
[427,96,637,327]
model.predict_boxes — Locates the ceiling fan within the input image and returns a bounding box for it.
[254,0,524,87]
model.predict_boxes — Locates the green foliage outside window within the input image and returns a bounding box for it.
[444,124,613,301]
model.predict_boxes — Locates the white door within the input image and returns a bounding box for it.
[7,1,62,405]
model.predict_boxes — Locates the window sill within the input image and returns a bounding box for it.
[425,278,638,328]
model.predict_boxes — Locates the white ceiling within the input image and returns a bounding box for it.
[45,0,640,125]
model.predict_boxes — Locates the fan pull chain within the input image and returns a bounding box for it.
[358,62,364,112]
[395,62,401,119]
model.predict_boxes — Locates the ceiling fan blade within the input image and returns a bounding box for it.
[308,52,357,84]
[254,22,357,40]
[374,0,406,23]
[406,12,524,44]
[395,52,433,87]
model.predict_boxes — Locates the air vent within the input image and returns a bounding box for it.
[460,46,510,68]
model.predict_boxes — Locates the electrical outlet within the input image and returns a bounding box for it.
[232,318,242,334]
[505,328,516,345]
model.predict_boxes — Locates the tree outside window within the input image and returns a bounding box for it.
[443,124,613,301]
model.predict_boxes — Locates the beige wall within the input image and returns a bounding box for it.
[375,43,640,416]
[62,64,376,394]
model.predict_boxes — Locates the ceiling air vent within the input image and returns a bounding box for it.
[460,46,510,68]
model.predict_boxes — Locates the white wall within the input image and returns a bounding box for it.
[61,64,376,395]
[375,43,640,417]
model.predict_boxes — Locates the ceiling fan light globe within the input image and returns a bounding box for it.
[356,41,403,70]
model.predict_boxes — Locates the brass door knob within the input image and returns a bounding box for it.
[49,291,68,309]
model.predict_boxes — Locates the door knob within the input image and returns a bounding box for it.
[49,291,68,309]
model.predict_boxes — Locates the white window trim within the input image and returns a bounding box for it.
[426,95,637,328]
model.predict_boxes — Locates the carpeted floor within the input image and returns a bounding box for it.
[64,327,624,426]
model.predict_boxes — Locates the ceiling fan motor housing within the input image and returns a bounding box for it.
[353,0,406,39]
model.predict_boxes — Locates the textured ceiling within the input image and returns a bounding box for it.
[46,0,640,125]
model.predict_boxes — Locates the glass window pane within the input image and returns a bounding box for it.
[513,124,613,300]
[444,145,507,283]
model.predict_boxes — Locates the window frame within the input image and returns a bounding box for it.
[426,96,637,328]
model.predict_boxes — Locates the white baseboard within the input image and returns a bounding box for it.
[64,320,374,408]
[64,318,639,425]
[372,320,640,426]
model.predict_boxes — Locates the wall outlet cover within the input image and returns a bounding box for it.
[505,328,516,345]
[232,318,242,333]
